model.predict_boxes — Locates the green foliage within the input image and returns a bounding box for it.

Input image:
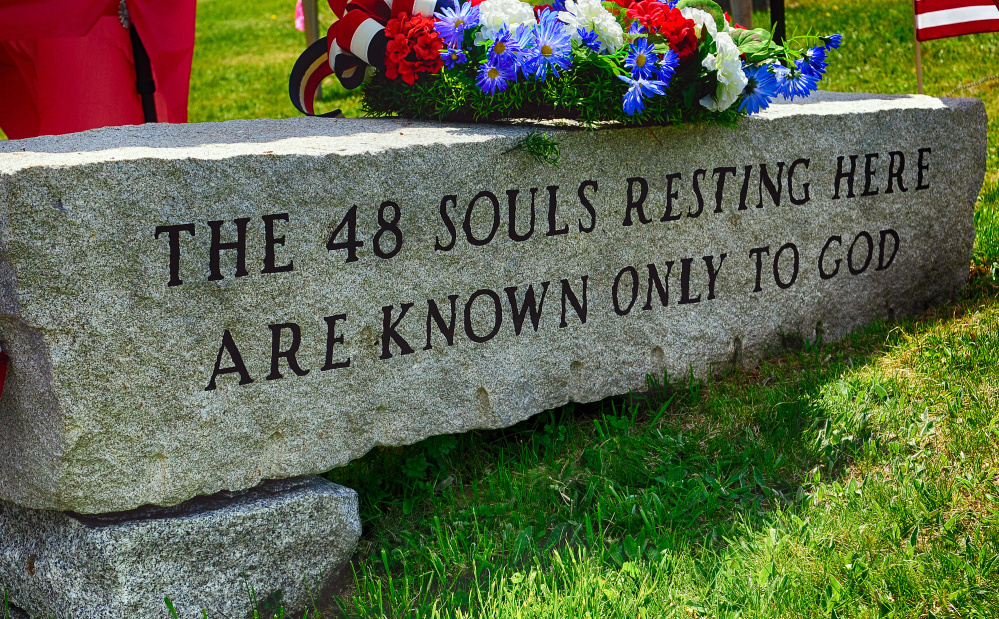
[675,0,725,28]
[730,28,778,63]
[362,13,822,126]
[977,180,999,268]
[331,433,460,517]
[361,9,834,125]
[506,132,562,166]
[165,596,179,619]
[362,46,741,126]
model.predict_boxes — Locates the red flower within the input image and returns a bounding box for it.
[724,11,747,29]
[533,4,553,19]
[384,14,444,85]
[658,7,699,61]
[626,0,668,32]
[610,0,633,8]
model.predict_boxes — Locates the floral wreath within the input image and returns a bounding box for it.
[290,0,842,124]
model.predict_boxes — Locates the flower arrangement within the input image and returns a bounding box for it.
[291,0,842,125]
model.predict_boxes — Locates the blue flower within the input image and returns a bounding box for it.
[577,28,601,52]
[658,0,678,7]
[822,33,843,50]
[628,21,647,34]
[534,4,554,19]
[551,0,567,10]
[433,1,479,48]
[739,64,777,114]
[477,57,516,94]
[524,11,573,81]
[489,25,523,69]
[625,38,659,80]
[441,46,468,69]
[800,46,827,77]
[656,47,679,85]
[618,74,666,116]
[511,23,537,72]
[773,63,819,100]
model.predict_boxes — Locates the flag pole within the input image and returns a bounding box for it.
[771,0,786,44]
[913,0,924,94]
[915,39,923,94]
[303,0,323,100]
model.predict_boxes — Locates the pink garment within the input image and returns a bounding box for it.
[0,0,196,139]
[296,0,306,31]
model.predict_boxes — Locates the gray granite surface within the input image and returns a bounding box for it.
[0,92,987,513]
[0,477,360,619]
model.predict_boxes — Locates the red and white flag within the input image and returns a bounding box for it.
[914,0,999,41]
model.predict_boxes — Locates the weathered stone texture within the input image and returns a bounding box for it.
[0,477,360,619]
[0,92,986,513]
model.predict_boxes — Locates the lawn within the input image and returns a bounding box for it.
[7,0,999,617]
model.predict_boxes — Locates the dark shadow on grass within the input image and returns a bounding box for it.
[315,270,999,617]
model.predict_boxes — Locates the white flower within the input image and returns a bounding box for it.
[680,7,718,40]
[476,0,536,41]
[558,0,624,53]
[699,31,748,111]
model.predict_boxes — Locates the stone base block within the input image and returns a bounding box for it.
[0,477,360,619]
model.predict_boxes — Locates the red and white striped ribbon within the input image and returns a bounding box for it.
[327,0,450,83]
[290,0,451,109]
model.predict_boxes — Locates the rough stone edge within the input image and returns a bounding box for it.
[0,176,67,512]
[68,476,325,524]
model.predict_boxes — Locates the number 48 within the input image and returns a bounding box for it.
[327,201,403,262]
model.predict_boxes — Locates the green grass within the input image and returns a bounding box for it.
[333,293,999,618]
[188,0,360,120]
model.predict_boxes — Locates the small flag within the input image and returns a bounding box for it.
[914,0,999,41]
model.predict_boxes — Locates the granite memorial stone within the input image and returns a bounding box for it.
[0,92,986,518]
